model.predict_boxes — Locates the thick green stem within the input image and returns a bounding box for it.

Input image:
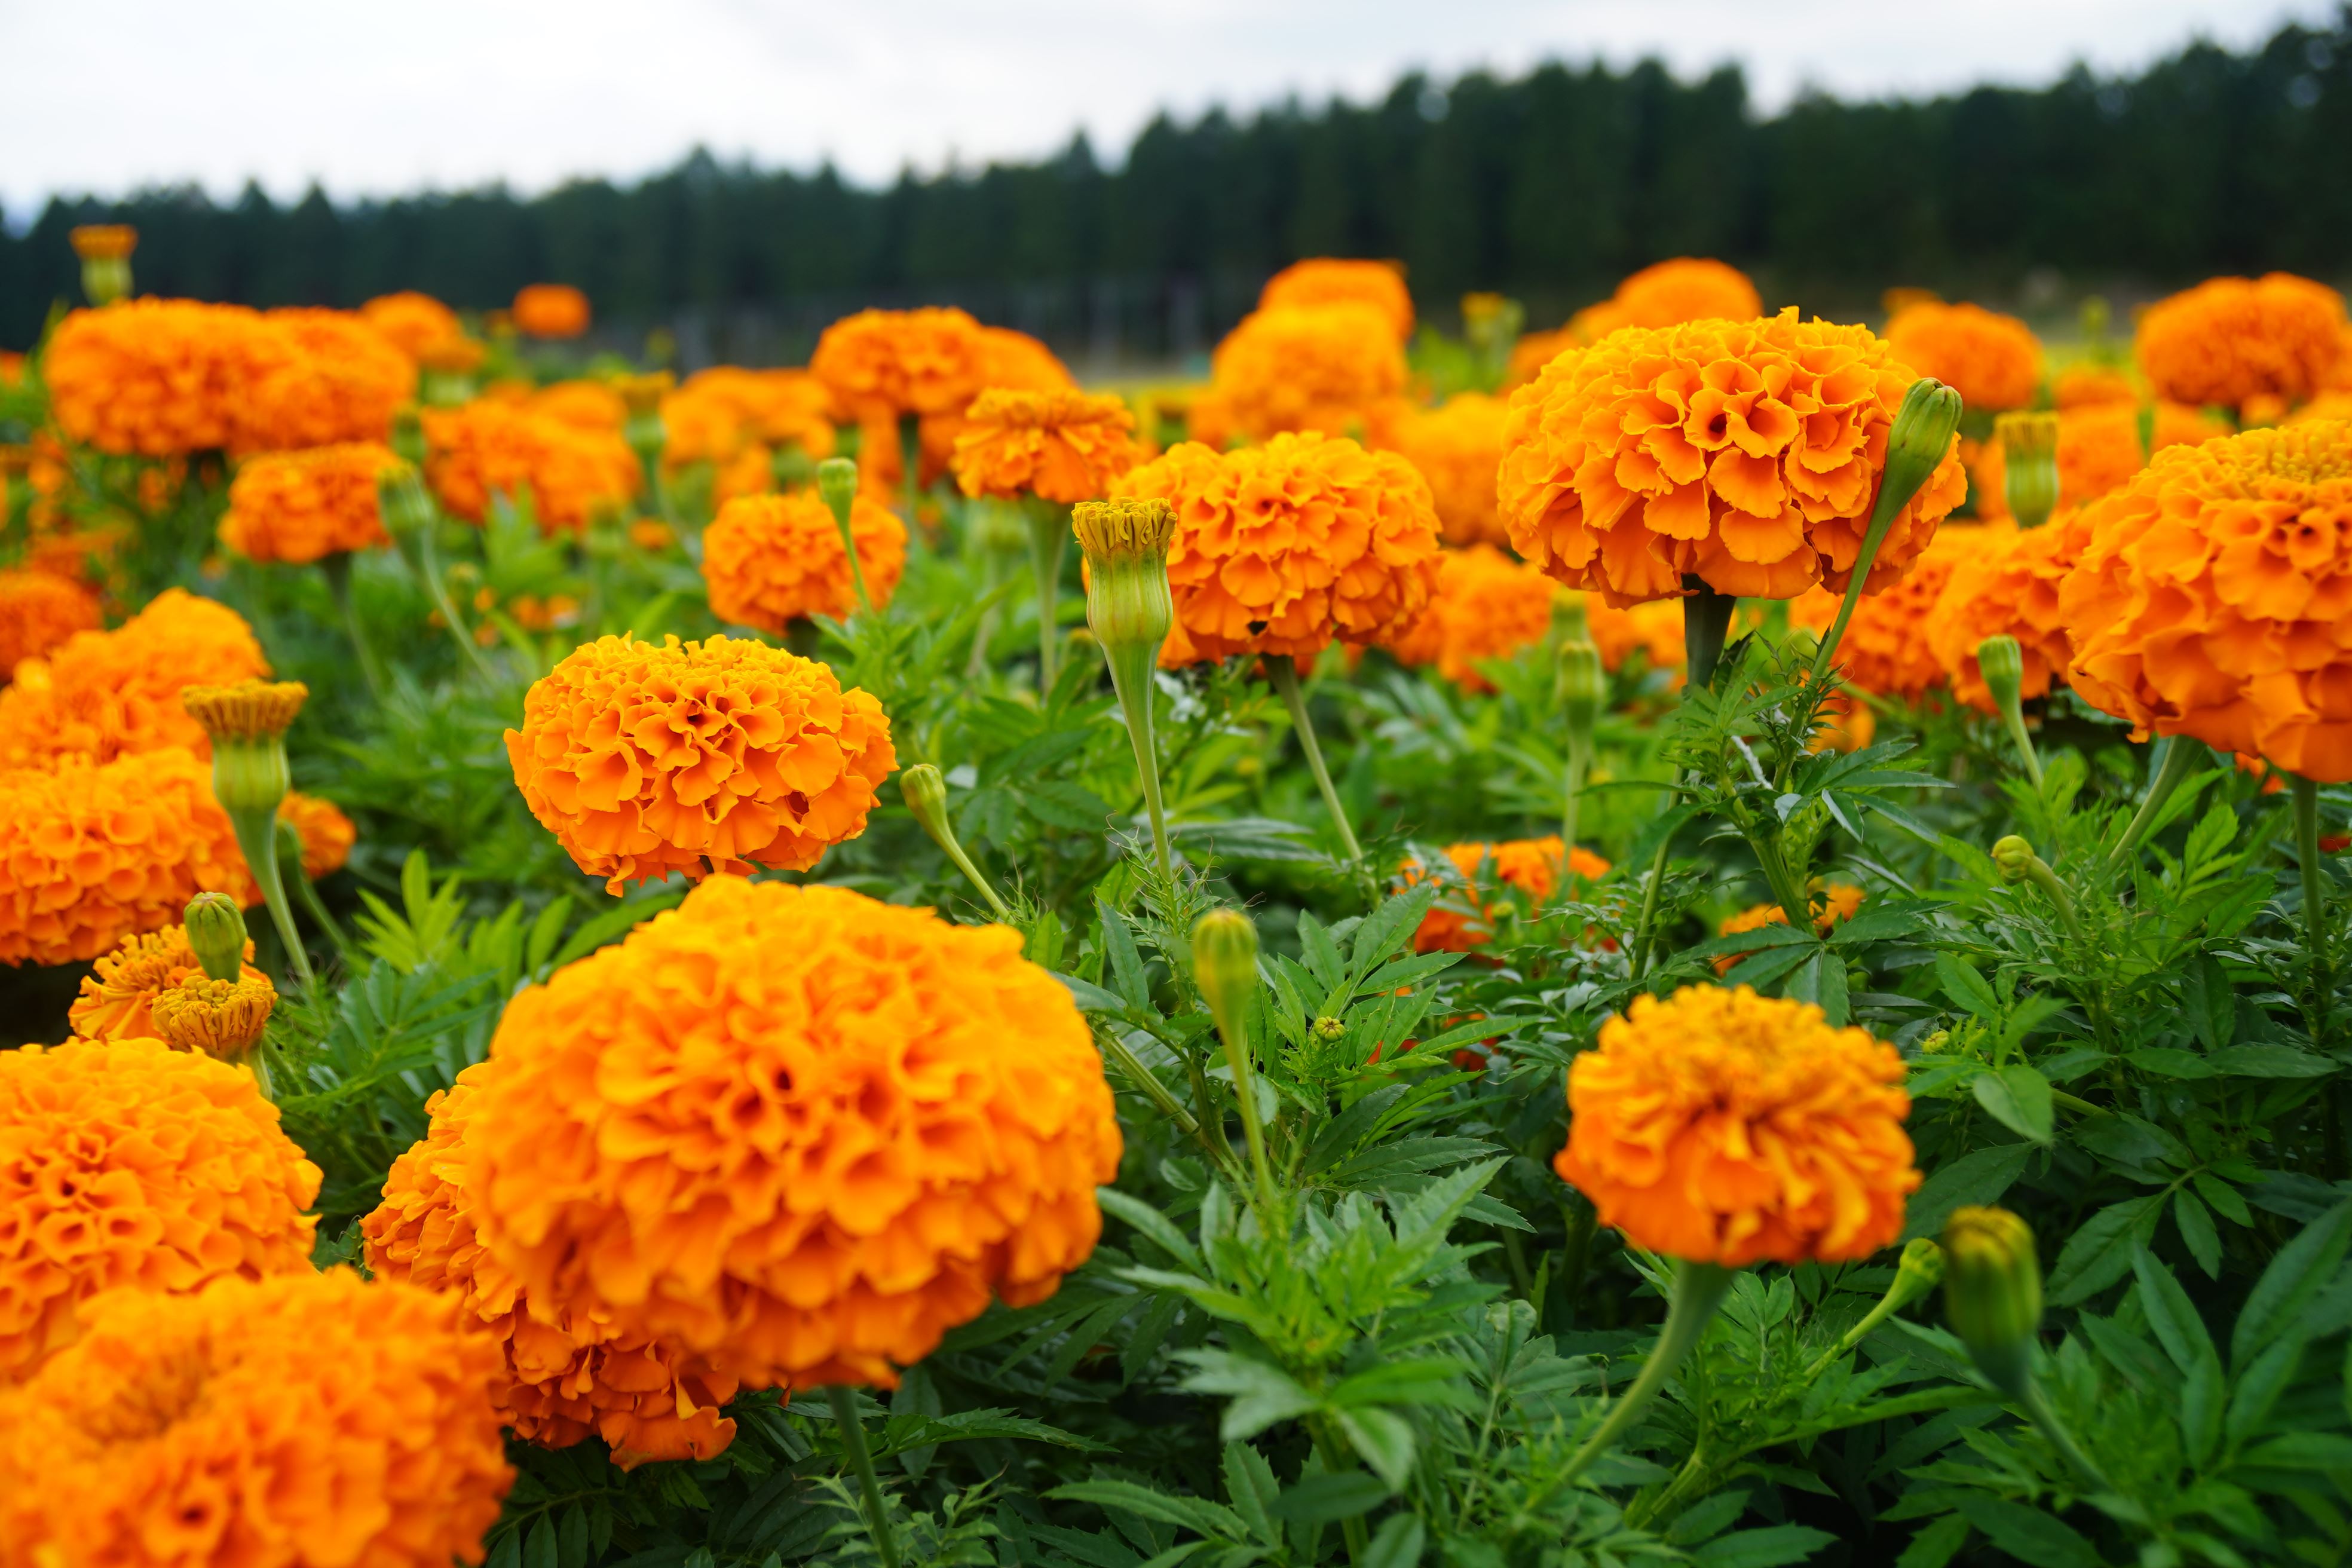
[826,1386,902,1568]
[1028,501,1067,693]
[2109,738,2201,869]
[227,805,316,991]
[1996,702,2044,788]
[1563,736,1591,864]
[319,552,384,699]
[1554,1260,1735,1492]
[1218,1020,1280,1218]
[1627,838,1672,981]
[1267,654,1362,864]
[1105,641,1172,874]
[1682,581,1738,694]
[277,817,350,957]
[2022,859,2087,945]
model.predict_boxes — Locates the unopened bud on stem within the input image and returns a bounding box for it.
[71,225,136,307]
[1977,633,2042,786]
[1073,498,1178,873]
[1192,909,1278,1212]
[900,763,1010,920]
[1942,1206,2043,1398]
[816,458,874,613]
[1996,412,2059,532]
[182,681,314,990]
[183,893,250,985]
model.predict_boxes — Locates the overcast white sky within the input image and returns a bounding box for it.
[1,0,2329,218]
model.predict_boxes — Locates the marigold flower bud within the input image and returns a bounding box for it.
[817,456,860,519]
[1990,834,2037,883]
[1996,411,2060,531]
[1977,635,2025,713]
[1941,1205,2042,1397]
[1559,639,1604,737]
[152,971,277,1061]
[901,761,950,825]
[1881,378,1966,525]
[1073,498,1175,654]
[183,892,250,984]
[182,679,303,813]
[69,225,136,307]
[1191,909,1261,1045]
[1889,1236,1947,1313]
[379,462,435,535]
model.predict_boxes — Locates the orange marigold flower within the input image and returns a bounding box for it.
[1499,310,1969,607]
[906,328,1079,489]
[1711,883,1865,975]
[1391,544,1555,694]
[1791,523,1987,700]
[1502,325,1578,391]
[663,368,839,469]
[2136,273,2348,411]
[1971,400,2230,520]
[1206,304,1410,444]
[1402,836,1611,954]
[0,1036,318,1382]
[363,1059,742,1469]
[361,290,473,363]
[43,299,298,457]
[0,1270,511,1568]
[68,225,136,262]
[1383,392,1511,546]
[0,567,101,682]
[513,282,592,338]
[2058,421,2352,779]
[1927,512,2091,712]
[704,491,908,630]
[2053,364,2139,409]
[422,400,641,536]
[1554,984,1917,1266]
[464,876,1122,1389]
[951,388,1146,504]
[812,307,989,424]
[281,790,355,879]
[1258,258,1415,341]
[237,307,416,453]
[1609,258,1763,329]
[1586,596,1686,675]
[219,442,402,564]
[528,378,629,434]
[1113,431,1443,664]
[68,922,263,1040]
[504,633,896,893]
[0,588,268,769]
[1884,301,2044,412]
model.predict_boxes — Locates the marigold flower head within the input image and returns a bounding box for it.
[526,379,628,434]
[235,308,416,454]
[1883,301,2044,412]
[0,1036,318,1383]
[1609,258,1763,329]
[0,567,102,682]
[950,388,1145,504]
[1207,304,1410,444]
[0,1269,511,1568]
[1555,985,1916,1266]
[513,283,592,339]
[68,922,264,1040]
[663,368,839,468]
[280,791,354,880]
[1258,258,1414,341]
[2057,421,2352,778]
[2136,273,2348,411]
[1712,883,1864,974]
[1113,431,1443,664]
[1383,392,1511,546]
[506,633,896,893]
[1401,836,1610,953]
[1499,309,1968,607]
[43,300,299,457]
[361,290,473,363]
[0,589,268,769]
[704,491,908,630]
[1502,325,1579,391]
[812,307,988,424]
[68,225,136,262]
[464,876,1122,1389]
[421,400,641,536]
[1585,595,1686,675]
[219,442,402,564]
[181,678,305,744]
[2053,364,2139,409]
[1927,512,2091,712]
[1791,523,1985,700]
[150,970,276,1059]
[363,1059,742,1468]
[904,329,1079,488]
[1970,400,2230,521]
[1388,544,1555,693]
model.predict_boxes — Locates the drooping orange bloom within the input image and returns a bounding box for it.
[513,282,592,338]
[464,876,1122,1390]
[0,567,101,682]
[1884,301,2044,412]
[1258,258,1415,341]
[1502,325,1579,391]
[281,790,356,878]
[951,388,1146,504]
[1585,596,1686,675]
[2058,421,2352,779]
[42,299,298,456]
[1927,511,2093,712]
[421,401,641,535]
[812,307,989,424]
[1608,258,1764,329]
[363,1059,742,1469]
[0,588,268,769]
[219,442,403,563]
[2053,364,2139,409]
[0,1036,318,1383]
[1206,304,1410,444]
[505,633,896,893]
[1499,309,1969,606]
[0,1270,512,1568]
[1389,544,1555,693]
[703,491,908,629]
[1401,836,1611,953]
[237,307,417,452]
[362,290,476,365]
[1970,400,2230,520]
[2136,273,2348,411]
[1113,431,1443,664]
[1555,985,1917,1266]
[1711,883,1865,974]
[662,367,839,472]
[68,922,263,1040]
[1383,392,1511,546]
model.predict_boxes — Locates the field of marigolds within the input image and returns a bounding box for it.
[5,231,2352,1568]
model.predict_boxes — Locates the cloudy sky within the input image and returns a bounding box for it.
[1,0,2328,216]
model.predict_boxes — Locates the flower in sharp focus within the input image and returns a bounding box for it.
[463,876,1123,1390]
[149,970,277,1060]
[0,567,102,683]
[0,588,268,768]
[68,921,264,1040]
[2135,273,2348,412]
[219,442,404,564]
[1257,258,1416,341]
[236,308,416,453]
[513,283,592,339]
[504,633,896,893]
[811,306,989,425]
[421,401,641,536]
[1712,884,1864,974]
[1925,511,2093,712]
[1606,257,1764,329]
[951,388,1147,504]
[1401,836,1612,954]
[1883,301,2044,412]
[703,490,908,630]
[1381,391,1512,546]
[1206,304,1410,445]
[1555,984,1919,1266]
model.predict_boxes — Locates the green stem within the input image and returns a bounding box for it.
[319,552,384,699]
[228,804,316,992]
[1554,1260,1735,1492]
[1267,654,1362,864]
[2021,1381,2111,1493]
[939,836,1012,921]
[277,818,350,957]
[826,1386,902,1568]
[2109,737,2200,869]
[1105,640,1172,874]
[1218,1016,1280,1218]
[406,513,500,682]
[1627,836,1672,982]
[2023,859,2087,944]
[1682,581,1738,694]
[967,543,1005,679]
[1027,500,1067,693]
[1557,1196,1598,1328]
[2294,774,2332,1035]
[1996,699,2044,789]
[1307,1419,1372,1567]
[898,415,923,535]
[1563,736,1591,864]
[1806,452,1928,688]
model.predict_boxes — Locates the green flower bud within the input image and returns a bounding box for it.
[1550,589,1590,645]
[1879,378,1965,524]
[71,225,136,307]
[1558,639,1604,736]
[1990,834,2037,884]
[1977,634,2025,712]
[1071,498,1175,656]
[183,681,305,816]
[1312,1015,1345,1042]
[899,763,1009,920]
[1191,909,1261,1047]
[1942,1206,2043,1398]
[817,457,860,525]
[183,893,249,985]
[378,464,435,537]
[1888,1237,1947,1316]
[1996,412,2060,531]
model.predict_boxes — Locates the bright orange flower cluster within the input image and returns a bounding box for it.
[1927,511,2094,712]
[951,388,1146,504]
[505,633,896,892]
[219,442,403,564]
[1383,392,1511,546]
[515,378,627,433]
[1205,304,1410,445]
[703,491,909,629]
[1884,301,2044,412]
[68,922,262,1040]
[362,290,479,368]
[0,567,101,682]
[1796,525,1986,700]
[1258,258,1416,341]
[44,300,298,456]
[1555,985,1917,1266]
[1392,544,1555,693]
[513,282,592,338]
[1713,883,1864,973]
[1499,310,1968,606]
[464,877,1122,1389]
[896,327,1080,494]
[364,1060,742,1468]
[812,306,989,424]
[0,1270,512,1568]
[1971,401,2230,520]
[0,1036,318,1383]
[239,307,417,452]
[1114,431,1443,664]
[1574,258,1765,340]
[0,588,268,768]
[1584,595,1686,675]
[1404,836,1611,954]
[662,367,839,473]
[282,791,356,878]
[2135,273,2348,411]
[422,401,641,535]
[2053,364,2139,409]
[2059,421,2352,779]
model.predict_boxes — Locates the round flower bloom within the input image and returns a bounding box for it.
[1258,258,1414,341]
[909,328,1077,487]
[1398,544,1556,694]
[1499,310,1969,606]
[237,308,416,453]
[0,1270,511,1568]
[219,442,402,564]
[0,567,101,682]
[69,922,264,1040]
[1585,595,1686,675]
[421,402,641,536]
[526,379,628,434]
[663,368,839,470]
[1402,836,1611,954]
[1383,392,1511,546]
[0,1036,318,1382]
[365,1061,740,1468]
[1207,305,1409,445]
[1503,325,1579,391]
[361,290,474,364]
[505,633,896,893]
[0,588,268,769]
[513,282,592,338]
[1927,512,2093,712]
[42,299,296,457]
[151,970,277,1059]
[951,389,1146,504]
[2058,421,2352,779]
[2136,273,2348,411]
[1113,431,1443,664]
[280,791,355,879]
[704,491,908,630]
[464,876,1123,1389]
[1554,985,1918,1266]
[1711,883,1864,975]
[812,307,988,424]
[1884,302,2044,412]
[1970,400,2230,520]
[1608,258,1763,329]
[2053,364,2139,409]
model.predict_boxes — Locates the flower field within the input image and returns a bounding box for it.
[4,234,2352,1568]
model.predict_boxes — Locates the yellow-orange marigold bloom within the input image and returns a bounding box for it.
[280,791,355,879]
[505,633,896,893]
[1884,301,2044,412]
[0,1036,318,1383]
[1258,258,1415,341]
[1927,512,2093,712]
[2053,364,2139,409]
[1402,837,1611,954]
[1394,544,1555,694]
[42,299,298,457]
[1113,431,1443,664]
[528,379,629,434]
[812,307,988,424]
[951,389,1146,504]
[2057,421,2352,779]
[1610,258,1763,329]
[68,225,136,262]
[0,567,101,682]
[69,923,264,1040]
[361,290,473,363]
[513,283,592,338]
[0,1270,511,1568]
[1792,524,1987,701]
[1554,985,1916,1266]
[1207,304,1410,444]
[422,401,641,536]
[1383,392,1511,546]
[1971,401,2230,520]
[1499,310,1968,607]
[151,970,277,1059]
[464,876,1122,1389]
[704,491,909,630]
[0,588,268,769]
[2289,391,2352,427]
[363,1059,742,1469]
[907,328,1079,489]
[2136,273,2348,411]
[662,368,838,469]
[237,308,416,453]
[219,442,402,564]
